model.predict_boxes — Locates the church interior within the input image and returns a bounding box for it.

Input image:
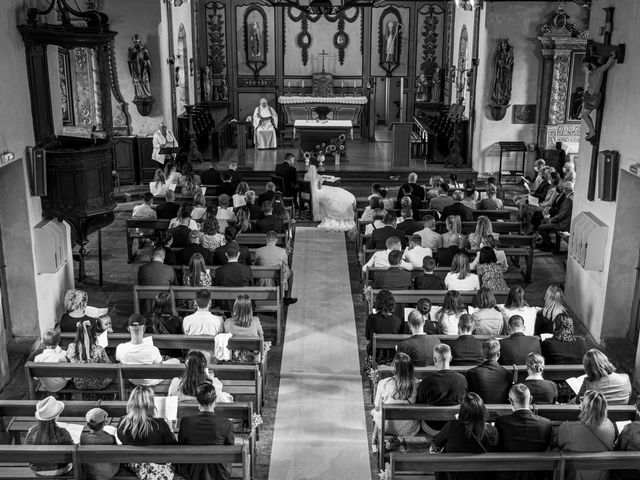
[1,0,640,478]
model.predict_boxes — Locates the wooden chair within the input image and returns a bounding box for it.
[298,180,313,216]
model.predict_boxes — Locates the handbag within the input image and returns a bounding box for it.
[128,462,175,480]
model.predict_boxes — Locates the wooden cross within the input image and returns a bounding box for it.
[586,7,626,201]
[318,49,329,73]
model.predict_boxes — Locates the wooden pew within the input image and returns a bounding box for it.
[365,289,510,314]
[356,208,512,222]
[125,219,170,263]
[0,445,77,479]
[25,362,125,399]
[133,285,283,345]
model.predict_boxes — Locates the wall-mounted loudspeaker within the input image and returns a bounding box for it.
[598,150,619,202]
[26,146,47,196]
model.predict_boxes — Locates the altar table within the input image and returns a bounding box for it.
[294,120,353,160]
[278,96,367,126]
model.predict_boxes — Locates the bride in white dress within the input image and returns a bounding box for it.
[305,165,356,231]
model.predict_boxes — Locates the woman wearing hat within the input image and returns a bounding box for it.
[25,396,74,476]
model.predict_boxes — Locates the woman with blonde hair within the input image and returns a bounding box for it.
[149,168,168,197]
[234,205,254,233]
[534,284,567,335]
[581,349,631,405]
[233,181,250,208]
[467,216,497,251]
[442,215,466,248]
[444,253,479,291]
[191,191,207,221]
[58,289,98,332]
[66,319,113,390]
[434,291,468,335]
[180,164,201,196]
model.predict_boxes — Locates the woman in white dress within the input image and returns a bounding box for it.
[305,165,356,231]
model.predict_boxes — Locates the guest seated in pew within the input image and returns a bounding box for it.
[25,396,74,477]
[80,407,120,480]
[214,242,253,289]
[117,386,177,479]
[155,232,177,266]
[443,190,474,222]
[364,208,387,236]
[466,339,512,404]
[177,230,214,266]
[434,291,469,336]
[448,314,485,365]
[58,289,99,332]
[371,353,420,453]
[150,168,168,197]
[613,396,640,480]
[34,329,69,393]
[234,205,254,234]
[499,286,538,336]
[200,163,221,186]
[512,160,546,206]
[477,185,504,210]
[216,194,236,233]
[485,176,506,202]
[461,181,479,209]
[362,236,411,272]
[398,196,420,222]
[138,247,178,289]
[360,196,387,223]
[426,176,444,200]
[184,253,212,287]
[372,251,413,290]
[396,310,441,367]
[581,349,631,405]
[367,213,405,250]
[156,189,180,220]
[414,298,439,334]
[224,294,264,340]
[520,171,561,234]
[535,284,567,335]
[365,290,404,360]
[554,390,616,480]
[255,201,284,234]
[232,181,250,209]
[397,172,425,209]
[521,352,558,404]
[169,202,199,233]
[191,191,207,221]
[177,382,235,480]
[445,253,480,292]
[469,235,508,272]
[168,350,232,403]
[441,215,467,249]
[472,287,506,336]
[116,314,168,387]
[183,290,225,337]
[180,165,202,197]
[415,215,442,252]
[150,292,183,335]
[257,182,277,207]
[416,344,468,434]
[541,313,587,365]
[214,226,252,266]
[495,384,552,480]
[226,161,243,188]
[245,191,264,221]
[413,256,446,290]
[430,393,498,480]
[132,192,157,220]
[498,315,541,365]
[397,207,422,235]
[467,216,498,251]
[403,234,432,270]
[537,181,574,252]
[371,183,395,211]
[66,319,114,391]
[255,231,297,305]
[476,247,509,291]
[428,182,454,210]
[217,172,237,198]
[164,161,181,186]
[272,194,291,225]
[200,216,226,251]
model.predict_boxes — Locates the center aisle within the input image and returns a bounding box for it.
[268,227,371,480]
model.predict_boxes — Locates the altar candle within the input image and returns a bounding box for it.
[341,81,344,88]
[353,81,356,88]
[288,81,291,88]
[302,80,305,89]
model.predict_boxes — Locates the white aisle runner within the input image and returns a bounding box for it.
[267,228,371,480]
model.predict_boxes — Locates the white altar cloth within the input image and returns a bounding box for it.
[278,96,368,105]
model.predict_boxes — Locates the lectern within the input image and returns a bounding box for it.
[391,122,413,167]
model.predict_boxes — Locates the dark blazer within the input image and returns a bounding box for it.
[156,201,180,220]
[137,261,177,286]
[372,267,413,290]
[442,202,474,222]
[495,410,552,480]
[274,162,298,196]
[540,337,586,365]
[522,379,558,404]
[434,246,460,267]
[177,244,214,266]
[416,370,468,405]
[246,203,265,221]
[201,167,221,186]
[467,360,512,404]
[397,183,425,207]
[178,411,234,480]
[217,182,236,198]
[448,335,485,366]
[367,225,405,250]
[255,215,284,233]
[396,334,441,367]
[414,273,446,290]
[257,190,276,208]
[397,219,423,235]
[227,169,243,188]
[548,194,573,231]
[531,180,550,202]
[214,262,253,287]
[213,243,252,266]
[169,225,191,248]
[499,332,542,365]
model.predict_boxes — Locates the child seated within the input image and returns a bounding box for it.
[34,330,69,393]
[80,408,120,480]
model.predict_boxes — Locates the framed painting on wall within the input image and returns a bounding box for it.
[244,6,268,76]
[512,104,537,124]
[378,7,403,76]
[567,51,586,122]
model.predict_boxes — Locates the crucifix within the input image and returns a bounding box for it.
[318,49,329,73]
[586,7,625,201]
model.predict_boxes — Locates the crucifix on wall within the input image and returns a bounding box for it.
[318,49,329,73]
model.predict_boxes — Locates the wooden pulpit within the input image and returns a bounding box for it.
[391,122,413,167]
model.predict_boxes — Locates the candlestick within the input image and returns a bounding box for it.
[341,81,344,88]
[288,81,291,87]
[353,80,356,88]
[302,80,305,89]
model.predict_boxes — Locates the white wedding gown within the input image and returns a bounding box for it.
[312,182,357,231]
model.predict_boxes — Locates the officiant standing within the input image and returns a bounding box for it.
[152,120,179,168]
[252,98,278,150]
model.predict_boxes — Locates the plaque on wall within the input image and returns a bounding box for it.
[237,77,277,87]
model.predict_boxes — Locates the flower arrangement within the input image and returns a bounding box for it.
[302,134,347,165]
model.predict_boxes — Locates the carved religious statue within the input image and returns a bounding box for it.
[416,73,429,102]
[581,51,616,142]
[250,21,261,59]
[489,38,514,120]
[384,21,401,63]
[127,34,153,115]
[203,65,213,101]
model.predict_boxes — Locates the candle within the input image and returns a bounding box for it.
[341,81,344,88]
[353,80,356,88]
[288,81,291,87]
[302,80,305,89]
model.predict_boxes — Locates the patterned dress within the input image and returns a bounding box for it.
[476,262,509,291]
[66,343,113,390]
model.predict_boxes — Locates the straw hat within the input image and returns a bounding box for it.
[35,396,65,421]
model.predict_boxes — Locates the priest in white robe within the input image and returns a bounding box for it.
[151,120,179,167]
[252,98,278,149]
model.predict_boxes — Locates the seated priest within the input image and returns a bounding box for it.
[253,98,278,150]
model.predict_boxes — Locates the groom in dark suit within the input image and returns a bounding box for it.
[274,153,298,209]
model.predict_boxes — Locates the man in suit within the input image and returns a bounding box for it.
[396,310,441,367]
[442,190,474,222]
[213,226,252,265]
[258,182,277,207]
[226,160,243,188]
[274,153,298,206]
[397,208,422,236]
[255,201,284,233]
[467,338,513,404]
[499,315,541,365]
[177,382,234,480]
[137,246,177,287]
[245,191,265,220]
[414,256,446,290]
[397,172,426,208]
[200,164,221,186]
[156,190,180,220]
[494,384,552,480]
[254,231,297,305]
[428,183,454,210]
[367,213,404,250]
[372,251,413,290]
[538,181,574,250]
[216,171,236,197]
[177,230,214,265]
[214,241,253,311]
[448,313,484,365]
[415,215,442,252]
